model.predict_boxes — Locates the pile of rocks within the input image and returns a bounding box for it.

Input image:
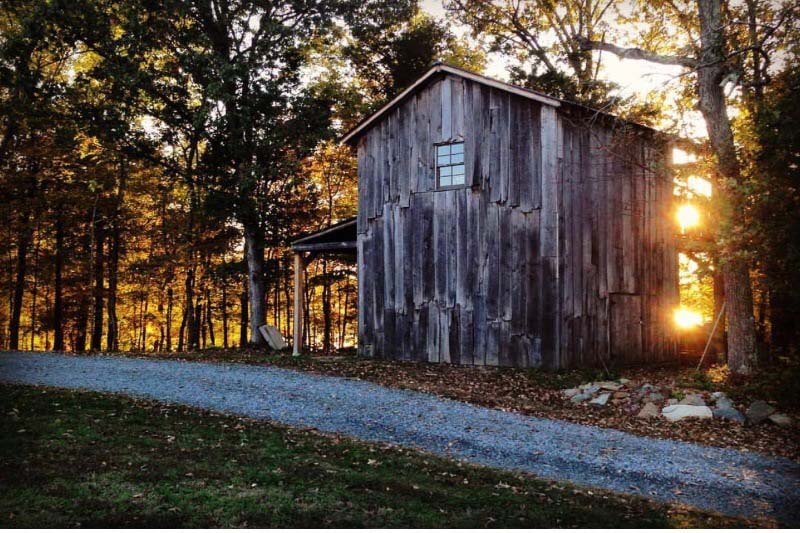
[561,380,793,427]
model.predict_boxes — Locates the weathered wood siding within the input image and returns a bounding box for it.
[357,74,677,368]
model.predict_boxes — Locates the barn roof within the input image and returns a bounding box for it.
[341,63,562,146]
[290,217,357,253]
[340,62,671,147]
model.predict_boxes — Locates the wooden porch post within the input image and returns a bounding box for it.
[292,252,305,356]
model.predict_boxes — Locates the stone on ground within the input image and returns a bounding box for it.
[561,388,581,399]
[612,391,630,399]
[596,381,623,391]
[746,400,776,425]
[589,392,611,406]
[645,392,665,403]
[715,396,734,410]
[570,392,593,404]
[662,405,713,422]
[769,413,792,428]
[679,393,706,407]
[636,402,660,419]
[258,324,288,350]
[582,384,600,395]
[713,407,746,424]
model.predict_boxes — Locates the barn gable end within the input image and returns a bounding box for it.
[354,68,678,369]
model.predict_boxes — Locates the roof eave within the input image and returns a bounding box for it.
[340,63,561,147]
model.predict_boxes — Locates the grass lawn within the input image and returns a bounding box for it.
[0,385,757,528]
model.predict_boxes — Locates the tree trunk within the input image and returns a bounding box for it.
[221,283,228,348]
[29,223,41,350]
[193,301,202,349]
[712,264,726,360]
[321,259,332,354]
[239,287,248,347]
[206,287,215,346]
[9,217,31,351]
[178,269,194,351]
[166,286,173,352]
[141,291,150,350]
[74,294,89,353]
[185,268,197,350]
[244,225,266,346]
[696,0,758,376]
[53,210,64,351]
[91,216,105,352]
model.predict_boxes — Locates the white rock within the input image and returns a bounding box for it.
[582,384,600,395]
[596,381,623,391]
[661,405,713,422]
[768,413,792,428]
[570,392,593,404]
[562,388,581,399]
[589,393,611,406]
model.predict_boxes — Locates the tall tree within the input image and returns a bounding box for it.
[447,0,624,109]
[577,0,798,375]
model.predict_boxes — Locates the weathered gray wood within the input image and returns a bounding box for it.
[441,76,452,141]
[356,73,677,369]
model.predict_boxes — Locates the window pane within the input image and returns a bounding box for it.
[451,164,465,184]
[436,144,451,157]
[440,172,451,187]
[440,165,452,177]
[451,142,464,155]
[437,155,450,166]
[451,151,464,164]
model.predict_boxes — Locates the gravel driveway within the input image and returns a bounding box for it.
[2,351,798,524]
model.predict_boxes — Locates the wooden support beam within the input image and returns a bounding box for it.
[291,241,357,252]
[292,252,305,356]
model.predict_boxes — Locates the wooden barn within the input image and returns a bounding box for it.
[292,63,679,369]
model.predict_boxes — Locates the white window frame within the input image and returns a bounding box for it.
[435,141,466,189]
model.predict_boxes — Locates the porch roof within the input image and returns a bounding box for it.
[290,217,357,253]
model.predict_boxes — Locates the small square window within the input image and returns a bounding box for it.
[436,141,466,189]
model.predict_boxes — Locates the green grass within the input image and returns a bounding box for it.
[0,384,755,528]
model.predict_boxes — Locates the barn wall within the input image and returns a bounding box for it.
[557,115,679,368]
[357,74,678,368]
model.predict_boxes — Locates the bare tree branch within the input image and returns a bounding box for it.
[577,36,697,68]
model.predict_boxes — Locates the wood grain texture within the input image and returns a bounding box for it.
[356,74,678,368]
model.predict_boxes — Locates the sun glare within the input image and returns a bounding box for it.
[674,308,703,329]
[677,204,700,232]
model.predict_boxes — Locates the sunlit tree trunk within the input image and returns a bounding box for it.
[696,0,757,376]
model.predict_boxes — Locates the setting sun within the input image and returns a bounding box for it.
[674,307,704,329]
[677,204,700,232]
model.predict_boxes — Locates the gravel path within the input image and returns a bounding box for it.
[2,351,799,524]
